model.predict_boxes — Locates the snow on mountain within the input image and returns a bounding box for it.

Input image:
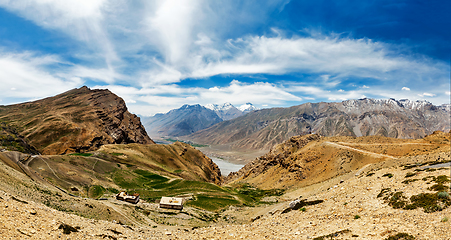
[238,103,259,113]
[204,104,218,111]
[341,98,436,113]
[205,102,258,120]
[205,102,234,112]
[398,99,433,110]
[439,104,451,112]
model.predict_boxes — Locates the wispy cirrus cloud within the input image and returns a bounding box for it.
[0,0,118,67]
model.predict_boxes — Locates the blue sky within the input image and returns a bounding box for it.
[0,0,449,116]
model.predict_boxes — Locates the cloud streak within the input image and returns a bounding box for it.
[0,51,81,102]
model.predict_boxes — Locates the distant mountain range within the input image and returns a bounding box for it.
[143,102,258,138]
[186,98,451,151]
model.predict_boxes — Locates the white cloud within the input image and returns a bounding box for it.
[199,80,301,105]
[418,93,436,97]
[446,91,450,95]
[68,65,124,84]
[144,0,202,64]
[94,80,302,116]
[0,51,82,101]
[402,87,410,91]
[162,34,449,92]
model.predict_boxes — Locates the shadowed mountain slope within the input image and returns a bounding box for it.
[143,104,223,138]
[187,99,450,151]
[0,86,154,155]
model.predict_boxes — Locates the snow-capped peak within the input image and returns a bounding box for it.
[398,99,432,110]
[238,102,258,112]
[205,103,218,111]
[205,102,235,111]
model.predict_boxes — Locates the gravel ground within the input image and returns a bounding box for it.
[1,163,450,240]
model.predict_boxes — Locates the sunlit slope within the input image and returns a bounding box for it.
[0,86,153,155]
[226,131,451,189]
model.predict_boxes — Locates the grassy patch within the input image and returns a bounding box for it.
[107,187,120,194]
[382,173,393,178]
[69,153,93,157]
[234,183,284,203]
[88,185,106,199]
[406,193,451,213]
[186,194,240,212]
[378,188,451,213]
[112,170,280,211]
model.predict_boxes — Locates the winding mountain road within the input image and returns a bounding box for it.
[323,141,396,159]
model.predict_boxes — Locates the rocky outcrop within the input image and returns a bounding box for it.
[225,134,321,185]
[0,86,154,155]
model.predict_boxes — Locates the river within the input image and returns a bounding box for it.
[210,157,245,176]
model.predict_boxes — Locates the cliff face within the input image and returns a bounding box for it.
[0,86,154,155]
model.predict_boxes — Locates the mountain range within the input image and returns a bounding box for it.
[0,87,451,239]
[186,98,451,151]
[143,102,258,138]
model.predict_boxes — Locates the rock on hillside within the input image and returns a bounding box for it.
[187,98,450,151]
[0,86,154,155]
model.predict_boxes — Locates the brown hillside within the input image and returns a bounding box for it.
[225,131,451,189]
[0,86,154,155]
[0,145,450,239]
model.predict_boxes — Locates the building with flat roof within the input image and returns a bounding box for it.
[159,197,184,210]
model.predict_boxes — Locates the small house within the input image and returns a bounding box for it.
[116,191,140,204]
[159,197,184,210]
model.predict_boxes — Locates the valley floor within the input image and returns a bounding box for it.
[1,152,450,239]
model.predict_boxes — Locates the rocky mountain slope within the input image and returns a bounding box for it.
[143,104,223,138]
[0,86,153,155]
[144,102,258,138]
[225,131,451,190]
[187,98,451,151]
